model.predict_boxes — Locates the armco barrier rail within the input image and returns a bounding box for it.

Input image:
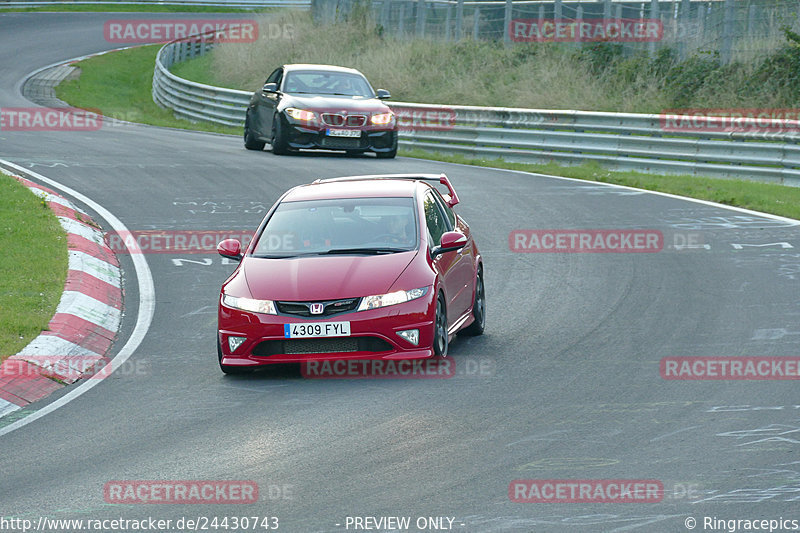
[152,37,800,186]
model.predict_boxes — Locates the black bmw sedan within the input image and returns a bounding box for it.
[244,64,398,158]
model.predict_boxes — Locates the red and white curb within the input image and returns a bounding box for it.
[0,170,122,418]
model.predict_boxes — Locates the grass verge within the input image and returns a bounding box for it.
[0,173,68,362]
[55,40,800,222]
[55,45,240,136]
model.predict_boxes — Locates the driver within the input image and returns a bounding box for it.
[385,214,412,244]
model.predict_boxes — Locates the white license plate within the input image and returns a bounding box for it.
[326,129,361,138]
[284,321,351,338]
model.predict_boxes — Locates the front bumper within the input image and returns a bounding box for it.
[283,121,397,153]
[218,293,435,368]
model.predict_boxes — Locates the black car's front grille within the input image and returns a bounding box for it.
[321,113,367,127]
[321,113,344,126]
[346,115,367,127]
[320,137,363,149]
[252,336,393,356]
[276,298,360,317]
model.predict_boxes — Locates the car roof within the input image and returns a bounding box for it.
[283,175,441,202]
[283,64,364,76]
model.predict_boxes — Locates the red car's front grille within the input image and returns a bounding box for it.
[252,337,393,357]
[276,298,360,317]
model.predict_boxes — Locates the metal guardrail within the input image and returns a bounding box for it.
[152,37,800,186]
[1,0,310,8]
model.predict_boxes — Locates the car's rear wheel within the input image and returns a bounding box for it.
[244,114,266,151]
[375,137,397,159]
[462,268,485,336]
[433,294,448,357]
[271,114,289,155]
[218,337,250,375]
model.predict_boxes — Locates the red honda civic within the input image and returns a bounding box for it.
[216,174,485,374]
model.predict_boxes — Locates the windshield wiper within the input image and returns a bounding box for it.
[251,253,312,259]
[318,247,408,255]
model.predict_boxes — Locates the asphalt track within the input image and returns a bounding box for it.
[1,12,800,533]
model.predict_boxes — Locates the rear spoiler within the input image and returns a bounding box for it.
[312,173,460,207]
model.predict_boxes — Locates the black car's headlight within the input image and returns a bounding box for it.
[286,108,316,122]
[371,112,395,126]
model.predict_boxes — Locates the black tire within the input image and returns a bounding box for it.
[244,114,266,151]
[375,140,397,159]
[433,294,449,357]
[271,114,289,155]
[218,337,250,375]
[462,268,486,336]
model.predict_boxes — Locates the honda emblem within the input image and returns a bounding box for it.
[310,303,324,315]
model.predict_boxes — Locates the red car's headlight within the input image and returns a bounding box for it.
[222,294,277,315]
[357,287,428,311]
[370,112,395,125]
[286,108,316,122]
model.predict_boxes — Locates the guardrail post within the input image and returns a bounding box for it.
[380,0,391,29]
[649,0,659,57]
[503,0,512,45]
[721,0,734,64]
[416,0,426,37]
[747,3,757,35]
[445,3,452,41]
[455,0,463,40]
[398,2,405,36]
[472,6,480,40]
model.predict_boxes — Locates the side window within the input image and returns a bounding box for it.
[424,192,448,248]
[431,189,456,229]
[266,68,283,86]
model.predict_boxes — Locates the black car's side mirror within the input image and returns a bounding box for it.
[375,89,391,100]
[262,82,278,94]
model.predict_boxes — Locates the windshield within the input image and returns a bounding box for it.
[252,197,418,257]
[282,70,375,97]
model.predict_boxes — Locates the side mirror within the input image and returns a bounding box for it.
[431,231,467,257]
[375,89,391,100]
[218,239,243,260]
[262,82,278,94]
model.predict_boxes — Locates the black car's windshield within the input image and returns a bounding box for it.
[282,71,375,98]
[252,197,418,257]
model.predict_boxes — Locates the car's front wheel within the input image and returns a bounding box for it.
[271,114,289,155]
[462,268,485,336]
[375,136,398,159]
[433,294,448,357]
[244,114,266,151]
